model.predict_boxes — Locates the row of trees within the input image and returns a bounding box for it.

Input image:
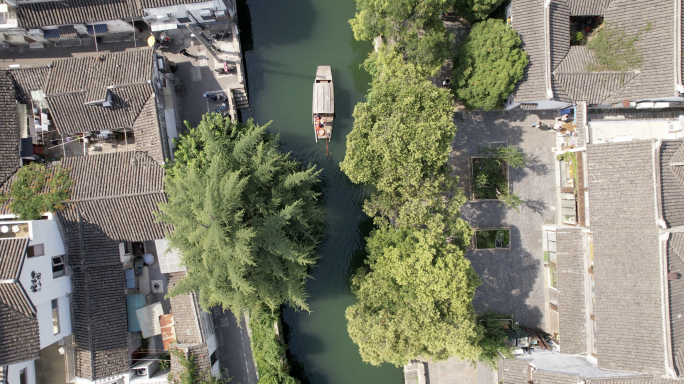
[349,0,528,111]
[349,0,506,75]
[159,115,324,383]
[340,47,509,365]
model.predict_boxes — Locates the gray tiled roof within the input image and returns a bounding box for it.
[549,0,569,72]
[0,240,38,367]
[8,67,51,104]
[660,140,684,227]
[555,72,638,105]
[555,228,587,355]
[53,151,168,380]
[514,0,677,104]
[15,0,211,29]
[45,49,153,96]
[668,233,684,376]
[567,0,612,16]
[501,359,530,383]
[0,72,20,187]
[59,151,164,200]
[71,262,129,380]
[0,279,34,319]
[604,0,676,102]
[132,94,165,164]
[510,0,548,102]
[586,140,665,374]
[0,299,39,366]
[586,378,681,384]
[0,238,28,280]
[43,49,155,135]
[534,370,579,384]
[170,344,211,381]
[46,83,153,134]
[57,152,169,244]
[167,272,203,345]
[15,0,143,30]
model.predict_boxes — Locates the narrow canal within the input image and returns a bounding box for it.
[238,1,403,383]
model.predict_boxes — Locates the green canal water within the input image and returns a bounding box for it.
[238,1,403,383]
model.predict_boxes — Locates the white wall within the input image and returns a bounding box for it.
[35,294,71,349]
[19,220,70,307]
[13,219,73,348]
[7,360,36,384]
[144,0,226,18]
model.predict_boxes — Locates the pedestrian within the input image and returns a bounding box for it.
[443,78,451,88]
[180,48,190,58]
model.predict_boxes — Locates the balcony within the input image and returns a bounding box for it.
[0,222,30,238]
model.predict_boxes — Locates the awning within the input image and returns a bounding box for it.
[126,294,146,332]
[151,22,178,32]
[160,314,177,351]
[42,29,59,39]
[20,138,33,158]
[136,302,164,338]
[86,24,108,35]
[313,83,334,114]
[58,26,77,38]
[124,269,136,289]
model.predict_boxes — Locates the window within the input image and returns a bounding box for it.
[19,368,27,384]
[52,255,65,278]
[52,299,60,335]
[27,243,44,257]
[210,350,218,366]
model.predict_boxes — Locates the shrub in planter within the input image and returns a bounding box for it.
[472,145,529,211]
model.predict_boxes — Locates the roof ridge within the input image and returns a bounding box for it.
[67,190,164,203]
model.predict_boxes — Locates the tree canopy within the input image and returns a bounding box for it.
[452,19,528,110]
[346,226,482,366]
[453,0,505,22]
[1,163,72,220]
[349,0,453,73]
[158,115,323,314]
[341,51,456,202]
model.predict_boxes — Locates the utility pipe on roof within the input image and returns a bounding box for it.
[544,0,553,100]
[675,0,683,93]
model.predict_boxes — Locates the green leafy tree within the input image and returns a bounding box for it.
[346,226,482,366]
[350,0,453,73]
[341,51,457,206]
[158,115,323,315]
[250,306,299,384]
[452,19,528,110]
[477,312,513,368]
[453,0,504,21]
[168,348,230,384]
[1,163,72,220]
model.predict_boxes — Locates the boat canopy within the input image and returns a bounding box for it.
[313,82,334,114]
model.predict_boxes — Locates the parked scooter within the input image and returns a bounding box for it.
[203,93,227,103]
[213,62,236,75]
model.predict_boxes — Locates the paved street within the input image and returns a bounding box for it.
[450,109,558,329]
[212,307,258,384]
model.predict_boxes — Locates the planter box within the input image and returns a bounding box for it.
[473,227,511,250]
[469,157,510,201]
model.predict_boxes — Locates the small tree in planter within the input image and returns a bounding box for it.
[472,145,529,212]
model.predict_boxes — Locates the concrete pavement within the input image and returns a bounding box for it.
[211,307,258,384]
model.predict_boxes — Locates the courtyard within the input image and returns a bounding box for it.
[451,109,559,330]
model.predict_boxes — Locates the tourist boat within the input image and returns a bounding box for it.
[312,65,334,155]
